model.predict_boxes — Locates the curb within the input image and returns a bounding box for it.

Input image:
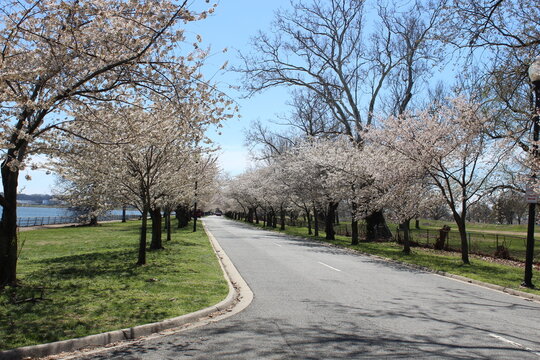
[0,220,253,360]
[352,250,540,303]
[431,271,540,302]
[242,220,540,303]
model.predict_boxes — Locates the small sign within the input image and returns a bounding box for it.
[526,184,539,204]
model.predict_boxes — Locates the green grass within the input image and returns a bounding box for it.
[249,222,540,296]
[403,227,539,262]
[416,218,538,234]
[0,220,228,351]
[338,218,537,236]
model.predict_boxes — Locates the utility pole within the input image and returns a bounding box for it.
[523,56,540,288]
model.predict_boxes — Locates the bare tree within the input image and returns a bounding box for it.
[244,120,296,163]
[282,90,344,138]
[439,0,540,152]
[239,0,443,241]
[239,0,386,240]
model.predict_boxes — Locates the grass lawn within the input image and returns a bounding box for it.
[249,222,540,297]
[0,219,228,351]
[416,218,539,235]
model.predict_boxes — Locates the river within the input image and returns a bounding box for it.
[0,206,140,218]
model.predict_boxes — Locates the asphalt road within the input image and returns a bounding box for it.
[79,216,540,359]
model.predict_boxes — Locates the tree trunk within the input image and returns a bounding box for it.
[89,215,98,226]
[166,211,172,242]
[415,219,420,229]
[351,219,359,245]
[247,208,254,223]
[150,207,163,250]
[454,215,470,264]
[0,166,19,287]
[175,205,190,228]
[255,208,259,224]
[351,202,359,245]
[365,210,392,241]
[280,205,286,230]
[122,206,127,223]
[306,209,312,235]
[325,202,338,241]
[402,219,411,255]
[137,207,148,265]
[192,204,198,233]
[313,206,319,237]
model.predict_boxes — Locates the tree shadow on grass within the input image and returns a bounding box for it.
[180,241,203,247]
[30,249,140,282]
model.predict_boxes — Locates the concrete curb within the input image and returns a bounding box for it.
[243,221,540,303]
[0,220,253,360]
[352,250,540,303]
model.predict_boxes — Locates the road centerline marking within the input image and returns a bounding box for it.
[318,261,342,272]
[273,243,282,247]
[489,334,540,357]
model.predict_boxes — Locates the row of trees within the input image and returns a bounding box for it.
[224,0,539,267]
[0,1,231,288]
[467,191,527,224]
[52,99,223,265]
[224,97,511,262]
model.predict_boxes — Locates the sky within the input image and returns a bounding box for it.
[20,1,293,195]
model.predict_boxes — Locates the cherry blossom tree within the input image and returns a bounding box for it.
[369,97,508,264]
[223,170,263,223]
[368,151,434,254]
[54,162,120,226]
[53,76,230,264]
[278,147,329,236]
[0,0,220,287]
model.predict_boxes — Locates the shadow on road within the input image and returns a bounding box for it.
[79,217,538,359]
[81,294,536,360]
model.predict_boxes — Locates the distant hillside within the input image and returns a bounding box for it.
[0,193,61,205]
[17,194,54,202]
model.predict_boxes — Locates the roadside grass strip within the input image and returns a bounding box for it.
[0,220,229,351]
[249,222,540,297]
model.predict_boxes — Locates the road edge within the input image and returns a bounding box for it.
[0,220,253,360]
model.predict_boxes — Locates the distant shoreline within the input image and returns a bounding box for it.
[17,204,67,208]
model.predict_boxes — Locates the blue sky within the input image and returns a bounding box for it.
[21,0,460,194]
[22,1,292,194]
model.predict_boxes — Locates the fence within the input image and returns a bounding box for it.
[285,219,367,237]
[286,218,538,263]
[17,214,140,227]
[395,227,540,263]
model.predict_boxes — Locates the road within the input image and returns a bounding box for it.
[78,216,540,359]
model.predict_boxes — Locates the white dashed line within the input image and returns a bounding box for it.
[273,243,282,247]
[489,334,540,357]
[318,262,342,272]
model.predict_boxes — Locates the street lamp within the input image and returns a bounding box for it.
[523,56,540,288]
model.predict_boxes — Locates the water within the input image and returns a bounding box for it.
[0,206,140,218]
